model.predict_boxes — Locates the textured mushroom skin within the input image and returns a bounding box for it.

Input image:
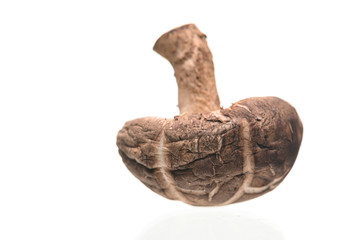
[117,97,303,206]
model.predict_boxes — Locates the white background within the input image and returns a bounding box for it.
[1,0,360,239]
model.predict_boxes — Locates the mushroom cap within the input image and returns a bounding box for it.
[117,96,303,206]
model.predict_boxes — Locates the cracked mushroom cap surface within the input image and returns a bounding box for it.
[117,97,302,206]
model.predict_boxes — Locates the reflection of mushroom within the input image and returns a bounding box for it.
[117,24,303,206]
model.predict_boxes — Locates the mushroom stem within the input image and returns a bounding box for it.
[154,24,220,114]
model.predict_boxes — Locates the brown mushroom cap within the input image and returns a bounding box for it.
[117,24,303,206]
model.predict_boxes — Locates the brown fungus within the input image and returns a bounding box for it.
[117,24,303,206]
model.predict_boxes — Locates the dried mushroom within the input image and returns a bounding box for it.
[117,24,303,206]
